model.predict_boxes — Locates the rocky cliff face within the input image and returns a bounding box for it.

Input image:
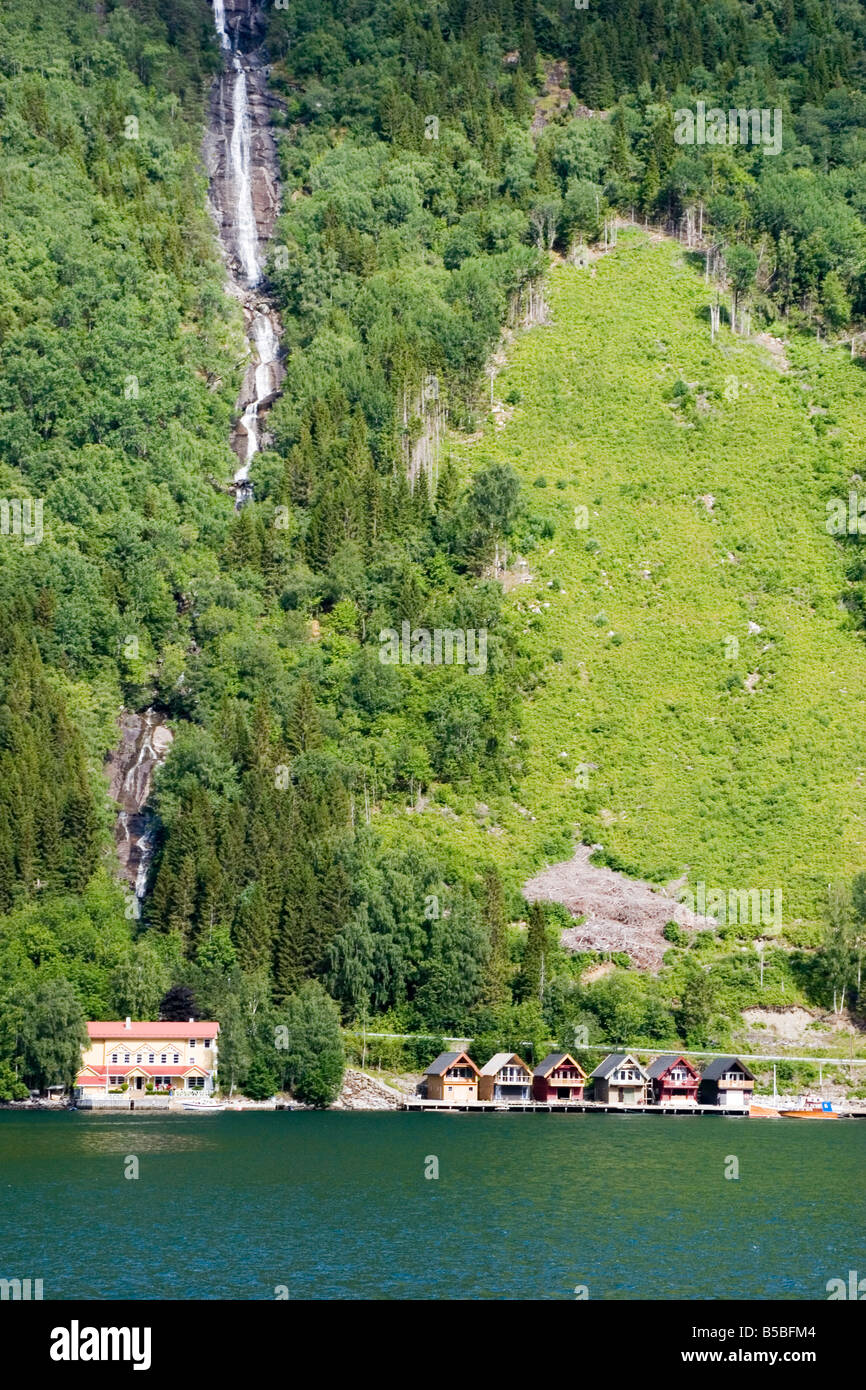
[105,710,173,902]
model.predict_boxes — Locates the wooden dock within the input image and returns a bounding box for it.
[401,1099,750,1116]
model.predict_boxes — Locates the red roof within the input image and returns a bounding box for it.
[86,1021,219,1039]
[76,1065,210,1083]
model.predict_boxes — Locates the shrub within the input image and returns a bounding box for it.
[243,1057,279,1101]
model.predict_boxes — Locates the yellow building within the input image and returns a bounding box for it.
[75,1018,220,1099]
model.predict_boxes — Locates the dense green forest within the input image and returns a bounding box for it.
[2,0,866,1100]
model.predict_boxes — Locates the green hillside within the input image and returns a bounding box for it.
[5,0,866,1099]
[398,232,866,934]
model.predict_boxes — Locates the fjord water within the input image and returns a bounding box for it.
[1,1113,863,1300]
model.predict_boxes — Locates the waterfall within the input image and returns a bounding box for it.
[213,0,231,49]
[229,57,260,287]
[205,0,283,504]
[106,2,284,902]
[107,709,173,906]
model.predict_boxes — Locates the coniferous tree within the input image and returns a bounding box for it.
[522,900,546,1005]
[481,865,510,1007]
[286,679,323,756]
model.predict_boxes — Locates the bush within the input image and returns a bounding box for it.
[243,1057,279,1101]
[0,1063,30,1101]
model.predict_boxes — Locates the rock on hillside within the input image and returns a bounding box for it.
[331,1068,405,1111]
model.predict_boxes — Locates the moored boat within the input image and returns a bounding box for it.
[779,1104,839,1119]
[749,1102,781,1117]
[180,1097,225,1113]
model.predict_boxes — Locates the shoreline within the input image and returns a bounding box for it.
[4,1095,865,1117]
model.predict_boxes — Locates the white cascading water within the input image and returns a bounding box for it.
[237,311,278,483]
[108,2,283,902]
[208,0,282,504]
[213,0,231,49]
[108,709,174,906]
[229,57,260,288]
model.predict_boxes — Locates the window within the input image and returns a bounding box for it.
[110,1053,118,1063]
[109,1075,123,1085]
[173,1054,180,1064]
[148,1054,154,1064]
[203,1039,211,1048]
[123,1054,130,1063]
[160,1054,167,1064]
[190,1040,196,1048]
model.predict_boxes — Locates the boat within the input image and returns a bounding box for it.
[778,1100,839,1123]
[180,1097,226,1113]
[749,1102,781,1118]
[779,1105,840,1119]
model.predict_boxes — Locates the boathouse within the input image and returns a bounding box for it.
[646,1054,700,1105]
[478,1052,532,1102]
[590,1053,648,1105]
[699,1056,756,1109]
[423,1051,480,1102]
[531,1052,587,1103]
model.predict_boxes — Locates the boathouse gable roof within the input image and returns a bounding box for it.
[590,1052,647,1080]
[424,1050,478,1076]
[532,1052,585,1079]
[479,1052,530,1077]
[701,1055,756,1082]
[646,1054,699,1080]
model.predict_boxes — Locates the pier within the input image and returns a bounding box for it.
[402,1098,751,1115]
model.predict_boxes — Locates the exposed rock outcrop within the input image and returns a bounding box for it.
[331,1069,407,1111]
[105,709,173,899]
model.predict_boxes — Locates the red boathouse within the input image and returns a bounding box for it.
[646,1054,700,1105]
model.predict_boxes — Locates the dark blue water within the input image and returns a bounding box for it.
[0,1111,862,1299]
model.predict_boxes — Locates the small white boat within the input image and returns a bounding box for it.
[180,1097,225,1113]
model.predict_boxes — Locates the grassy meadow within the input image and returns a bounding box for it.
[382,232,866,938]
